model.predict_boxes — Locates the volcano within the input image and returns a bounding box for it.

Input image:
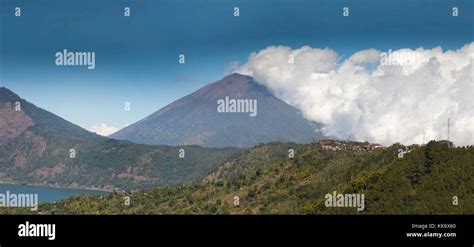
[111,73,322,147]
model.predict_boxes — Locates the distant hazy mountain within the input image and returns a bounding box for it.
[0,87,238,190]
[111,73,322,147]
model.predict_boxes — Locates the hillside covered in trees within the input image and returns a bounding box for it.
[0,87,240,190]
[2,140,472,215]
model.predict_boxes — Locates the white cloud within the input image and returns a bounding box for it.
[237,43,474,146]
[89,124,119,137]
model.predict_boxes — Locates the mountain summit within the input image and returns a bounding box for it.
[111,73,322,147]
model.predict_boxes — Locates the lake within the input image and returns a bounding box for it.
[0,183,108,203]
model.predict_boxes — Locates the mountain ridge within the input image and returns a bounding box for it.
[0,87,103,142]
[0,87,239,190]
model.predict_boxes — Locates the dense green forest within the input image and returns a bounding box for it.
[0,136,239,190]
[2,140,472,215]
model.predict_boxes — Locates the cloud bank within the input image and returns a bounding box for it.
[237,43,474,146]
[89,124,119,137]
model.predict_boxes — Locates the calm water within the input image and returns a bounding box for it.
[0,184,108,203]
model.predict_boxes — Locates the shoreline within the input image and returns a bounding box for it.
[0,180,113,193]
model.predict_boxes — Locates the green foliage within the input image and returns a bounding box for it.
[0,134,239,190]
[2,141,472,215]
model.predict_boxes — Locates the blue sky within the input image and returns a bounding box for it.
[0,0,472,132]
